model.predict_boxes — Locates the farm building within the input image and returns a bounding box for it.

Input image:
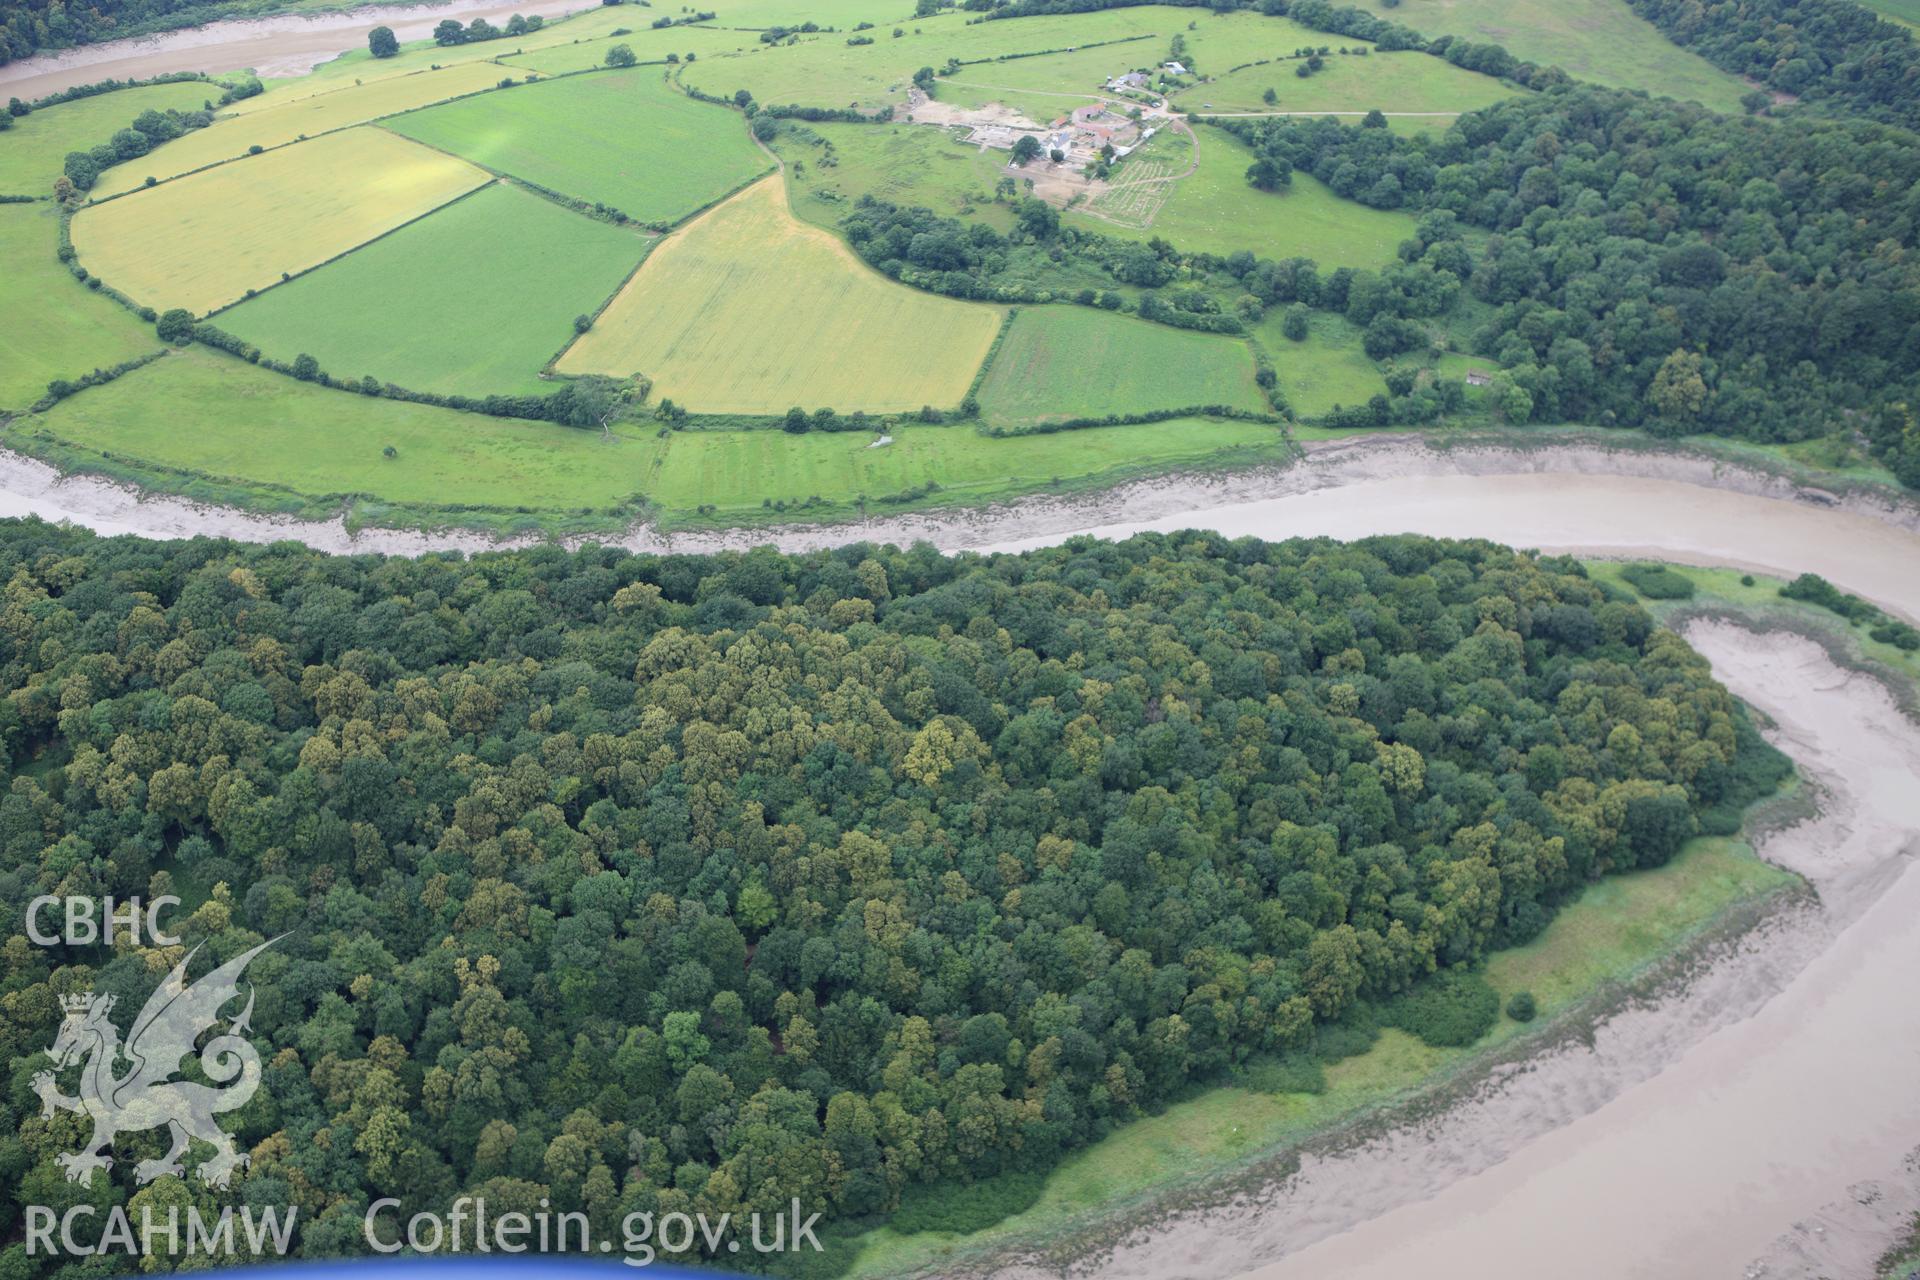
[1163,61,1188,75]
[1106,71,1149,90]
[1466,371,1492,387]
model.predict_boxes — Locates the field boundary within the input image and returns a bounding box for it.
[83,67,554,207]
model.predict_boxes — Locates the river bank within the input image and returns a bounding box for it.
[0,0,590,101]
[881,607,1920,1280]
[4,432,1919,605]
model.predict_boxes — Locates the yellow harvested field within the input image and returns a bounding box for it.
[92,64,511,197]
[72,128,488,316]
[558,176,1003,414]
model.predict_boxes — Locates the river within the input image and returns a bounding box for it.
[0,0,591,102]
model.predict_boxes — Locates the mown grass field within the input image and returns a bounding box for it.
[71,127,487,315]
[500,24,760,76]
[773,120,1019,233]
[1077,125,1417,268]
[840,829,1792,1278]
[679,6,1169,113]
[1859,0,1920,28]
[975,306,1268,427]
[234,3,658,109]
[21,347,656,511]
[0,81,214,195]
[1356,0,1754,110]
[0,202,160,410]
[647,417,1284,517]
[1253,306,1390,418]
[558,177,1004,414]
[218,182,648,396]
[90,63,512,197]
[1172,48,1518,115]
[383,70,767,226]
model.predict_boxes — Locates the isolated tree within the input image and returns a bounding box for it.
[367,25,399,57]
[751,114,778,141]
[292,353,322,382]
[1361,107,1387,128]
[1282,304,1309,341]
[605,42,635,66]
[784,406,811,433]
[1011,134,1041,165]
[156,309,195,344]
[432,18,465,44]
[1246,154,1290,191]
[6,97,28,117]
[1262,86,1277,104]
[573,314,593,334]
[733,88,754,109]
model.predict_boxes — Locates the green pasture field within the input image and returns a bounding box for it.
[1355,0,1754,110]
[0,81,214,195]
[558,177,1004,414]
[1253,307,1390,418]
[679,7,1170,113]
[71,127,487,315]
[1172,48,1518,115]
[90,62,512,197]
[235,3,660,109]
[382,69,767,226]
[975,306,1268,427]
[1858,0,1920,28]
[839,827,1791,1277]
[935,80,1104,129]
[218,182,648,396]
[0,202,160,411]
[647,417,1285,518]
[19,346,658,512]
[500,24,759,75]
[1075,125,1417,268]
[772,120,1018,234]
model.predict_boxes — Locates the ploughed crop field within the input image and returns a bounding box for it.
[217,182,649,396]
[382,70,770,227]
[69,127,488,315]
[557,177,1005,414]
[88,62,512,197]
[0,81,213,195]
[975,306,1270,427]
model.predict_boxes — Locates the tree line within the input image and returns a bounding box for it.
[0,522,1786,1271]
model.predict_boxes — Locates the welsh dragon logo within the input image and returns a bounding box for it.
[33,939,276,1189]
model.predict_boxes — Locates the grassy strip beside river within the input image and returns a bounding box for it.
[816,798,1800,1276]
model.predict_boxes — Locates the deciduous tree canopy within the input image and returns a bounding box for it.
[0,523,1784,1265]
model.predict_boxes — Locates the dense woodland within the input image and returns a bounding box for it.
[1216,88,1920,479]
[0,522,1787,1270]
[1624,0,1920,131]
